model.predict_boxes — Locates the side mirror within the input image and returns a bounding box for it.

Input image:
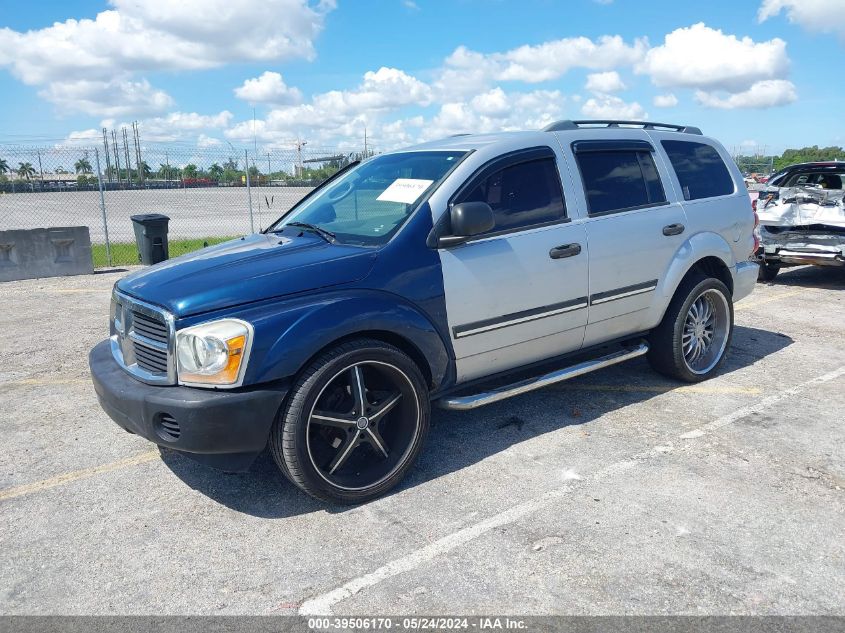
[438,202,495,247]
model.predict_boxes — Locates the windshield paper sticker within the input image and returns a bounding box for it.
[377,179,434,204]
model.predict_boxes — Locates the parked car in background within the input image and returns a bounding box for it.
[754,161,845,281]
[90,119,758,504]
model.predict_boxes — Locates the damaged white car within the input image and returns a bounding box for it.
[754,161,845,281]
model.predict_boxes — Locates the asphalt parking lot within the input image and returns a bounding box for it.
[0,265,843,615]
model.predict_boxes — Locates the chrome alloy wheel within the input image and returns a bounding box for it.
[681,288,730,375]
[306,361,421,491]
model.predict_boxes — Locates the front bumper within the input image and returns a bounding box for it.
[89,340,288,472]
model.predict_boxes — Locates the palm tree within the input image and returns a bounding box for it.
[17,162,36,180]
[139,161,152,178]
[74,157,93,174]
[182,164,199,179]
[0,158,8,176]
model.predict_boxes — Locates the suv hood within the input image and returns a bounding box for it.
[117,233,377,317]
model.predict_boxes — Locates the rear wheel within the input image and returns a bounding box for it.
[270,339,430,504]
[757,261,780,282]
[648,275,733,383]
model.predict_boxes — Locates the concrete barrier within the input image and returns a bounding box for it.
[0,227,93,282]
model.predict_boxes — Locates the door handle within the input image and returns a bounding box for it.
[662,223,685,236]
[549,243,582,259]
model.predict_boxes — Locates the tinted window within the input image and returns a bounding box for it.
[662,140,734,200]
[576,151,666,215]
[460,158,566,233]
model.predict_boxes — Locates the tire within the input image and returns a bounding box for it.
[757,262,779,282]
[270,338,430,504]
[647,274,734,383]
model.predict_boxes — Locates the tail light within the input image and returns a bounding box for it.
[752,205,761,255]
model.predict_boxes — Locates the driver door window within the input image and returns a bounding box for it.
[458,157,567,236]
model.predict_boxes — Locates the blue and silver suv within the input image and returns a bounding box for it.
[89,119,759,503]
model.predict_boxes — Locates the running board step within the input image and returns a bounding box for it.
[436,341,649,411]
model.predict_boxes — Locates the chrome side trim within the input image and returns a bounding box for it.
[436,342,649,410]
[590,280,658,305]
[453,297,588,339]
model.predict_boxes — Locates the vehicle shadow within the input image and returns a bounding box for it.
[159,324,792,518]
[761,265,845,289]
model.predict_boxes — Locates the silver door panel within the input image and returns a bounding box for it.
[441,222,589,380]
[456,327,586,383]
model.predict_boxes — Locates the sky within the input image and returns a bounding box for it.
[0,0,843,156]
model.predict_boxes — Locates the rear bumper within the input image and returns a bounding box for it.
[89,340,288,472]
[733,261,758,302]
[759,248,845,268]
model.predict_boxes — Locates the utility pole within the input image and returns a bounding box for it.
[266,153,271,182]
[122,128,132,187]
[296,138,307,178]
[111,129,121,186]
[363,124,368,157]
[132,121,143,186]
[36,150,44,191]
[245,149,255,233]
[102,128,112,182]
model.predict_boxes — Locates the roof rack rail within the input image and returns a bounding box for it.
[542,120,703,135]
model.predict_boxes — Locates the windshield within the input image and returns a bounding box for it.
[269,151,466,245]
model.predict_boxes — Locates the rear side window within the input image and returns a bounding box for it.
[575,150,666,215]
[460,158,566,234]
[662,140,734,200]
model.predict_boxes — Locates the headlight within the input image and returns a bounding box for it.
[175,319,253,387]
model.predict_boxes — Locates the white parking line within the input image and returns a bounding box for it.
[299,363,845,616]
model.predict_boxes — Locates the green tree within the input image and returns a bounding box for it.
[182,164,199,178]
[209,163,223,180]
[773,146,845,172]
[0,158,8,175]
[74,157,92,174]
[17,162,36,180]
[139,161,152,178]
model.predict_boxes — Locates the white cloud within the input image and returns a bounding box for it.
[653,93,678,108]
[421,89,566,141]
[434,35,646,98]
[227,67,431,143]
[197,134,223,147]
[695,79,797,109]
[758,0,845,39]
[585,71,626,93]
[581,95,647,119]
[39,78,174,117]
[234,71,303,105]
[0,0,334,116]
[402,0,420,10]
[637,23,790,92]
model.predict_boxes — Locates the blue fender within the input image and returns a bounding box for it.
[644,230,736,328]
[230,289,450,389]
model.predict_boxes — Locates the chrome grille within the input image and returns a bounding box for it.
[110,290,176,385]
[131,311,168,344]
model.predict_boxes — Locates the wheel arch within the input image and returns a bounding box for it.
[247,292,449,391]
[647,231,737,329]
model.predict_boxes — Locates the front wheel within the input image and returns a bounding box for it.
[270,339,430,504]
[647,275,733,383]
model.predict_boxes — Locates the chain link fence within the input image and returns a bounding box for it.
[0,144,368,267]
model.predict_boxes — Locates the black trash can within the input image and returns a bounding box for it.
[130,214,170,265]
